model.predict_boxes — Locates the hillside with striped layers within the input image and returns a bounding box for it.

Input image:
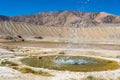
[0,21,120,42]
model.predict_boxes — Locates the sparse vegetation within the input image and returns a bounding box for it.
[118,77,120,80]
[10,66,53,76]
[14,54,28,57]
[11,66,19,70]
[69,78,76,80]
[19,67,53,76]
[116,56,120,59]
[19,67,35,73]
[0,61,18,66]
[81,76,105,80]
[1,40,67,44]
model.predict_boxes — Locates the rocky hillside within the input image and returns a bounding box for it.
[0,15,9,21]
[0,11,120,42]
[0,11,120,27]
[0,21,120,42]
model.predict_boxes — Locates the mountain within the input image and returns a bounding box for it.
[0,11,120,42]
[0,15,9,21]
[0,11,120,27]
[10,11,120,27]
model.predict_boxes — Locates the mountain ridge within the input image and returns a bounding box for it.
[0,11,120,41]
[0,11,120,27]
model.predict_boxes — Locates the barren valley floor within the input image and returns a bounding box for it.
[0,41,120,80]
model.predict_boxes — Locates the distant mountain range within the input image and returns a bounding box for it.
[1,11,120,42]
[0,11,120,27]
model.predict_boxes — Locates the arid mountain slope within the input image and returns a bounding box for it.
[0,15,9,21]
[0,11,120,42]
[0,11,120,27]
[0,21,120,42]
[10,11,120,27]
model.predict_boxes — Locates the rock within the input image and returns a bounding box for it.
[59,51,65,54]
[38,56,42,59]
[34,36,43,39]
[43,52,48,54]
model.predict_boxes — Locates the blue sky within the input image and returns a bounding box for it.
[0,0,120,16]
